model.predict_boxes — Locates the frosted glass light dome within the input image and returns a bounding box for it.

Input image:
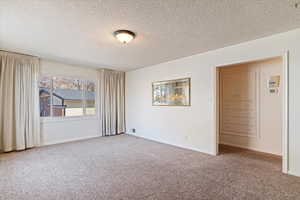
[114,30,135,44]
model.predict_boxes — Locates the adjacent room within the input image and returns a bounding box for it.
[1,1,300,200]
[217,57,285,162]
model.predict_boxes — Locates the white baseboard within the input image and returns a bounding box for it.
[287,169,300,177]
[41,135,101,147]
[125,132,216,156]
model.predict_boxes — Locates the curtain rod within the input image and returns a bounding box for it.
[0,49,39,58]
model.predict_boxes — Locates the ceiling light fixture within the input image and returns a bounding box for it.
[113,30,135,44]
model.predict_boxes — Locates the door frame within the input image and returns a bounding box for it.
[213,52,289,174]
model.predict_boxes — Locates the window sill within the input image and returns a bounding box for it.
[40,115,98,123]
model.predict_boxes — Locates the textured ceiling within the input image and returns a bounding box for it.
[1,0,300,71]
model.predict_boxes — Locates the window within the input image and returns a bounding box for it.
[39,77,52,117]
[39,76,96,117]
[85,81,96,115]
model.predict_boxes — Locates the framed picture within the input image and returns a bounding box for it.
[152,78,191,106]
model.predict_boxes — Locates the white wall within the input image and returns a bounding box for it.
[125,28,300,177]
[40,60,101,145]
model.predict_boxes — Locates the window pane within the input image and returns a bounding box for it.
[39,76,51,117]
[86,81,96,115]
[52,77,83,117]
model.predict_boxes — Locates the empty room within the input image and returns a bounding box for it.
[217,57,285,167]
[1,1,300,200]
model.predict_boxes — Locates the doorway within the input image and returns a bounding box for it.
[215,55,288,173]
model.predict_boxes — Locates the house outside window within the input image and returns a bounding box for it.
[39,76,96,117]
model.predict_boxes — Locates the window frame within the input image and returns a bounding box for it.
[39,75,97,121]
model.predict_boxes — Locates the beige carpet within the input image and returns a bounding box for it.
[0,134,299,200]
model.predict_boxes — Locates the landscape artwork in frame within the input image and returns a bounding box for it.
[152,78,191,106]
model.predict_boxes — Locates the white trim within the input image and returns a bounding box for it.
[212,67,219,155]
[126,133,216,156]
[214,52,289,174]
[41,135,101,146]
[282,51,289,174]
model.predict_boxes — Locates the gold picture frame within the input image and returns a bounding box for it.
[152,78,191,106]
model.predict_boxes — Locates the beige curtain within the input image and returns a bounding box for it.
[0,51,40,152]
[98,69,125,136]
